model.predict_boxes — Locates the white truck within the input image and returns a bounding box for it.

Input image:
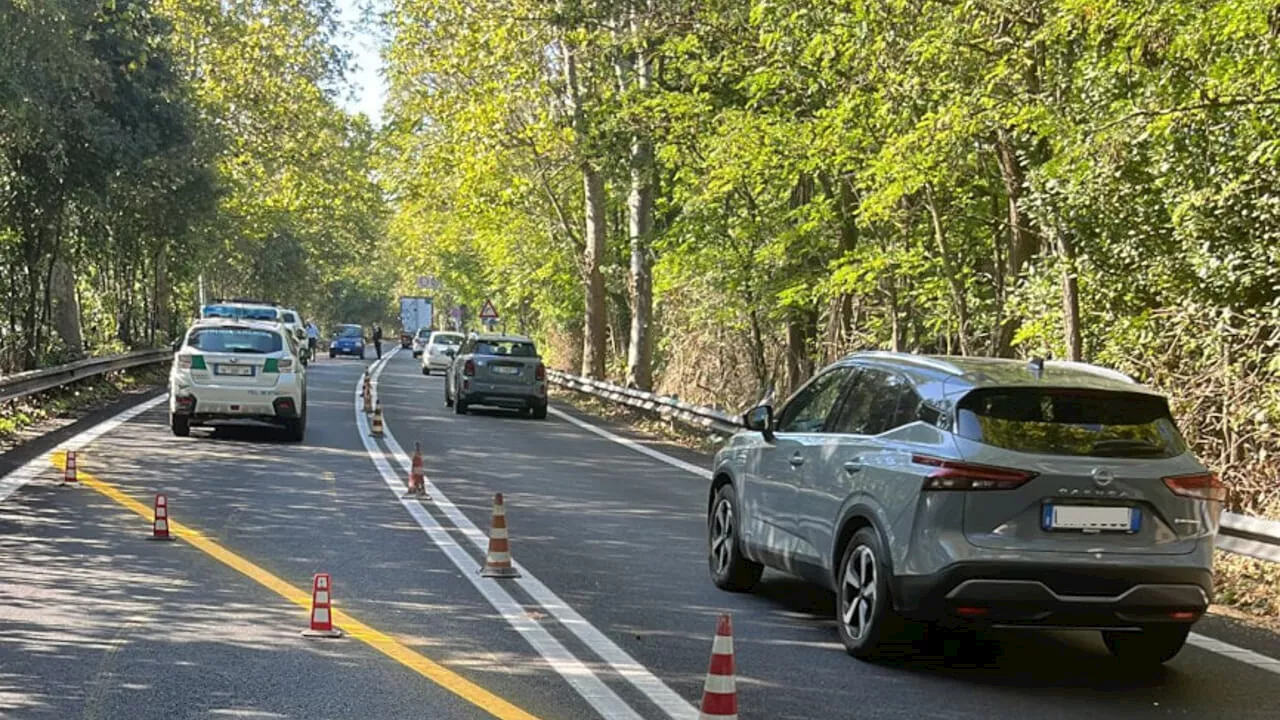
[398,296,434,349]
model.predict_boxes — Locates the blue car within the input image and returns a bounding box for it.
[329,324,366,359]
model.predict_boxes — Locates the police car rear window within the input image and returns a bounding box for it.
[188,328,282,354]
[955,388,1187,458]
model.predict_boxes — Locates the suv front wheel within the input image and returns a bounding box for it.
[1102,625,1190,665]
[708,484,763,592]
[836,527,902,660]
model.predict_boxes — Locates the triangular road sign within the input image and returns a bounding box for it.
[479,299,499,320]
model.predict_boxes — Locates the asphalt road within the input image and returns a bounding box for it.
[2,348,1279,719]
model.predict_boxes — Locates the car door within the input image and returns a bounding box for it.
[750,365,857,573]
[801,367,923,572]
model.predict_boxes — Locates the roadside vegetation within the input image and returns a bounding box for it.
[379,1,1280,520]
[0,0,391,377]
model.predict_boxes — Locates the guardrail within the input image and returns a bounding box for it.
[0,348,171,404]
[549,368,1280,565]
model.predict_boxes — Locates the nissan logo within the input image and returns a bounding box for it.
[1092,468,1115,488]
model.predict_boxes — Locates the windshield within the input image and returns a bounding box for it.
[187,327,283,354]
[431,333,463,346]
[337,325,363,338]
[474,339,536,357]
[955,388,1188,458]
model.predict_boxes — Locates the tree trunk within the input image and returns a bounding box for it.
[1056,228,1083,361]
[50,258,83,357]
[992,129,1037,356]
[924,185,971,355]
[155,249,171,341]
[559,33,608,380]
[625,43,655,390]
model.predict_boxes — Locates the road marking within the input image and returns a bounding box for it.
[1,393,168,503]
[53,457,544,720]
[359,348,647,720]
[548,392,1280,679]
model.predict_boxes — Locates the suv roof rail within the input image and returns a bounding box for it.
[1043,359,1138,384]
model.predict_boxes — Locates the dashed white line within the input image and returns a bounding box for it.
[359,348,648,720]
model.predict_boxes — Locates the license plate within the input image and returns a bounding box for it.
[214,364,255,377]
[492,366,519,375]
[1042,504,1140,533]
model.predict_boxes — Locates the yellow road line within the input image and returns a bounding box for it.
[56,458,542,720]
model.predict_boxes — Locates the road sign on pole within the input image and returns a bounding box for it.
[479,299,499,321]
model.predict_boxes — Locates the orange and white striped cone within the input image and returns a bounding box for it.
[699,614,737,720]
[61,450,78,485]
[370,402,384,437]
[362,378,374,414]
[301,573,343,638]
[479,493,520,578]
[149,494,175,541]
[403,442,428,498]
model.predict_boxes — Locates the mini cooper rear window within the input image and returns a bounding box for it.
[955,388,1188,458]
[188,328,283,354]
[474,340,536,357]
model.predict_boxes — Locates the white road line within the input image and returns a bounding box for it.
[546,391,1280,679]
[0,393,168,503]
[358,348,646,720]
[374,354,699,720]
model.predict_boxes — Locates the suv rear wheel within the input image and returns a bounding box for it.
[708,484,763,592]
[170,413,190,437]
[836,527,902,660]
[1102,625,1189,665]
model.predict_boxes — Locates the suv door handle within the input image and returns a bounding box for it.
[788,453,805,467]
[843,460,862,474]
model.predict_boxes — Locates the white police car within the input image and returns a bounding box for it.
[169,319,307,440]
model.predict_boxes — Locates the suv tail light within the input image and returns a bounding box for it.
[177,355,192,370]
[179,354,206,370]
[1163,472,1226,503]
[276,357,294,373]
[535,363,546,380]
[464,359,475,376]
[913,455,1037,491]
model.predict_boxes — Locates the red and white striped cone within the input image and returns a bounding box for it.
[479,493,520,578]
[403,442,428,498]
[61,450,78,485]
[370,402,384,437]
[149,494,175,541]
[362,378,373,414]
[699,613,737,720]
[301,573,343,638]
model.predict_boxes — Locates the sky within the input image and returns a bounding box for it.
[334,0,388,125]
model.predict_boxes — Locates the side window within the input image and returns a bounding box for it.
[831,369,918,435]
[775,367,856,433]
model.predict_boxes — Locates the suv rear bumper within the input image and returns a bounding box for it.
[459,391,545,409]
[892,562,1212,629]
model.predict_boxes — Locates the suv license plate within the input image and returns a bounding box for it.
[1042,504,1139,533]
[215,364,255,377]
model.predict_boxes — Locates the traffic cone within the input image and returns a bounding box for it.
[363,378,374,414]
[301,573,343,638]
[149,494,175,541]
[370,402,384,437]
[61,450,78,485]
[479,493,520,578]
[699,614,737,720]
[403,442,428,498]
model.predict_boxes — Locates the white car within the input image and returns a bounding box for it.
[169,319,307,440]
[410,326,432,357]
[421,331,464,375]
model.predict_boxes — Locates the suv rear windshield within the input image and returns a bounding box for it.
[955,388,1188,458]
[431,333,462,346]
[474,339,536,357]
[188,328,283,354]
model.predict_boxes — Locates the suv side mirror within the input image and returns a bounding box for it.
[743,405,775,442]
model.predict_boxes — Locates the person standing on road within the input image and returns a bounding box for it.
[372,324,383,359]
[306,321,319,360]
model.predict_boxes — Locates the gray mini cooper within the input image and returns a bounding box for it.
[708,352,1223,665]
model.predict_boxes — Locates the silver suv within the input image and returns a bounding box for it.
[443,333,548,419]
[708,352,1224,665]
